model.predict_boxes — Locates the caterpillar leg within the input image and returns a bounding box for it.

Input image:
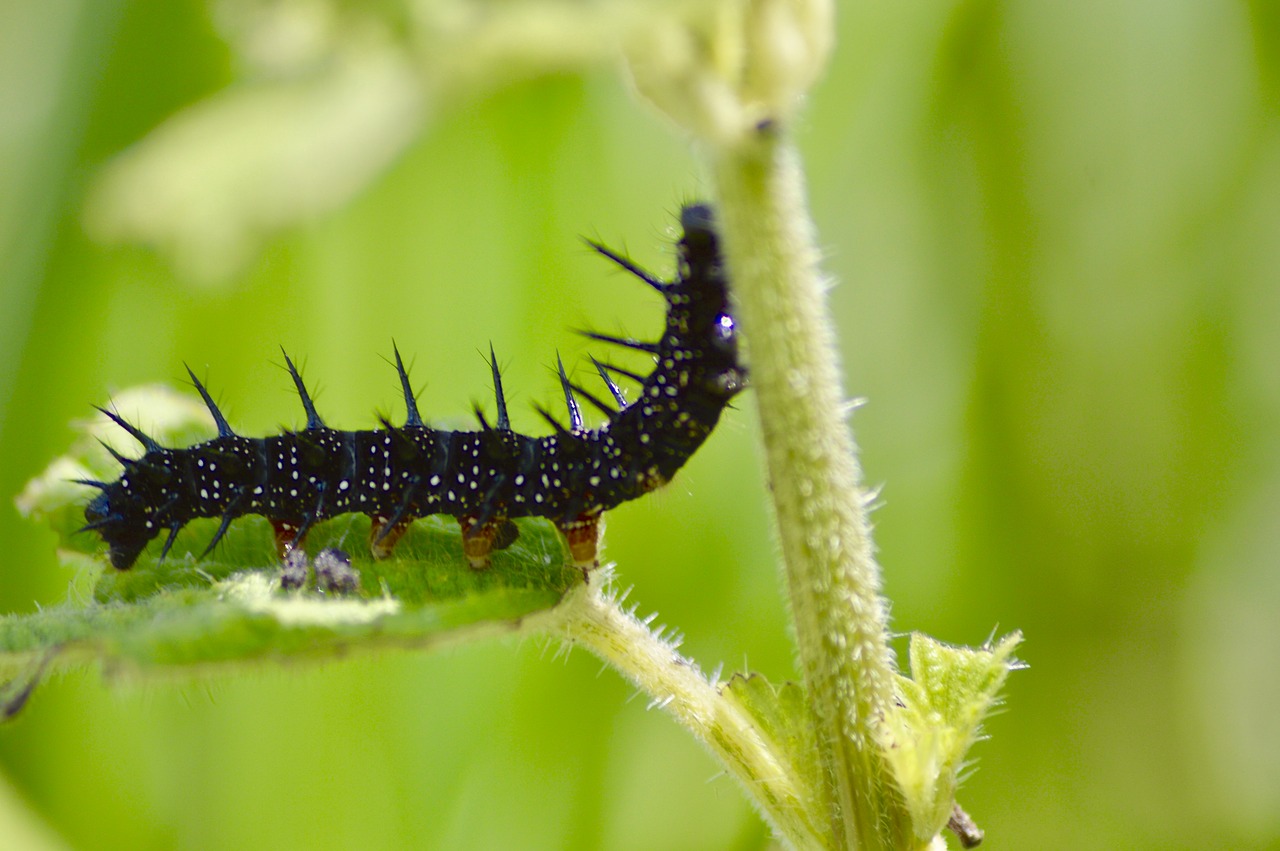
[457,516,520,568]
[270,518,308,561]
[369,514,412,559]
[459,516,497,569]
[557,512,602,581]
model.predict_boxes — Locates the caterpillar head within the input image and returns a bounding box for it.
[675,203,746,400]
[84,486,156,570]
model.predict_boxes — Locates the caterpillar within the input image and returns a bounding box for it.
[80,203,744,576]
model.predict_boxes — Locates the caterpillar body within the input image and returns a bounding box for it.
[82,203,744,575]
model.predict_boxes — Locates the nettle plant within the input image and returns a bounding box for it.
[3,2,1019,849]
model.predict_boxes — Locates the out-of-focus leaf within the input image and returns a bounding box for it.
[83,37,426,284]
[83,0,706,284]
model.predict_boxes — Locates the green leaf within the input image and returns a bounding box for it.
[883,631,1024,841]
[720,672,829,842]
[3,385,582,711]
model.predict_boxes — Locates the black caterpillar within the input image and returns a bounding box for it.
[81,203,744,574]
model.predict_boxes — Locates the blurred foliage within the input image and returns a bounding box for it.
[0,0,1277,849]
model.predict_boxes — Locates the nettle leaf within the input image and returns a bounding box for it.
[883,631,1024,840]
[3,386,581,716]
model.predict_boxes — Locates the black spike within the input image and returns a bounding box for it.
[488,343,510,431]
[95,441,173,480]
[372,476,420,545]
[469,475,508,529]
[591,355,628,406]
[78,516,123,534]
[198,486,248,560]
[579,331,660,354]
[585,239,669,293]
[568,381,616,418]
[198,513,236,560]
[533,403,569,435]
[557,353,584,431]
[292,486,328,545]
[158,524,183,562]
[473,405,492,431]
[280,347,325,430]
[184,365,236,438]
[96,438,133,467]
[1,647,56,721]
[370,515,397,547]
[492,519,520,551]
[391,343,424,428]
[94,406,162,453]
[595,360,646,384]
[72,478,111,491]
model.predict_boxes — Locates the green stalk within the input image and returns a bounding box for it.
[549,579,830,850]
[711,130,913,849]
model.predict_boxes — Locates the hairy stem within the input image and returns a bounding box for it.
[548,578,829,850]
[710,129,911,849]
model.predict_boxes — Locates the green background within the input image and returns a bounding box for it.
[2,1,1278,848]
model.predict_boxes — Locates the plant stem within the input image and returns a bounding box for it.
[710,129,911,849]
[548,579,830,850]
